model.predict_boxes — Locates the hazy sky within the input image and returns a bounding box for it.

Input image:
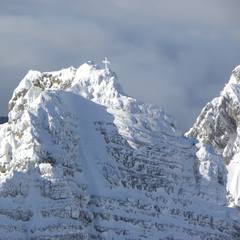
[0,0,240,130]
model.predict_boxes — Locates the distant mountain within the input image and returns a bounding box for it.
[0,62,239,239]
[0,116,7,124]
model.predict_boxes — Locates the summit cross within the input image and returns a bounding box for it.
[102,57,110,71]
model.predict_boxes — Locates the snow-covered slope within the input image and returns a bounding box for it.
[187,65,240,207]
[0,62,239,239]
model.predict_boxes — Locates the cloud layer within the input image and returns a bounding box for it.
[0,0,240,130]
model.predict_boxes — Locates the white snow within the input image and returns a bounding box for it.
[227,153,240,206]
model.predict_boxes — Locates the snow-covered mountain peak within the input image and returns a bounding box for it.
[9,62,129,117]
[71,62,128,110]
[8,61,178,137]
[73,61,123,94]
[186,65,240,207]
[186,65,240,148]
[9,62,124,113]
[1,62,240,239]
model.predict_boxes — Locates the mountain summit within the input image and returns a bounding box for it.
[0,62,239,239]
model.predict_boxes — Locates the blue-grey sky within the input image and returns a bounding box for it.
[0,0,240,130]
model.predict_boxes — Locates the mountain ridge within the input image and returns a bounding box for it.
[186,64,240,207]
[0,62,239,239]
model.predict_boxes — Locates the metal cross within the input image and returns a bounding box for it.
[102,57,110,71]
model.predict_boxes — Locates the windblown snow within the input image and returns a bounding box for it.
[0,61,239,239]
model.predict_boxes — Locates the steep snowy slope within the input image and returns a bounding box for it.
[0,62,239,239]
[187,65,240,207]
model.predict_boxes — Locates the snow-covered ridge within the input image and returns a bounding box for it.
[186,65,240,207]
[9,62,176,136]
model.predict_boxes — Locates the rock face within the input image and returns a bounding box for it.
[0,62,239,239]
[186,65,240,207]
